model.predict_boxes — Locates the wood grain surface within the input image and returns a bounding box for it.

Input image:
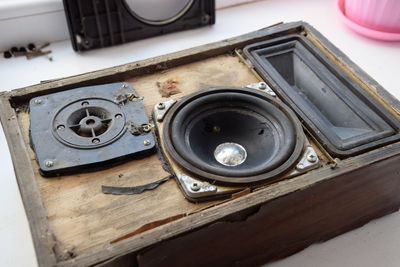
[15,54,258,259]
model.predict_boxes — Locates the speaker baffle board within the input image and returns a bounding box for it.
[63,0,215,51]
[29,82,155,176]
[154,86,321,202]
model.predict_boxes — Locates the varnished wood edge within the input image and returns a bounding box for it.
[135,153,400,266]
[0,94,57,267]
[58,141,400,267]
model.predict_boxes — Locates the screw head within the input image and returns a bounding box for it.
[157,103,165,110]
[142,124,152,132]
[191,182,201,191]
[45,161,54,167]
[92,138,100,144]
[143,140,151,146]
[3,51,12,59]
[296,163,304,170]
[34,99,42,105]
[81,101,89,106]
[27,43,36,51]
[307,154,317,163]
[259,83,267,90]
[122,83,128,88]
[115,114,122,119]
[57,125,65,130]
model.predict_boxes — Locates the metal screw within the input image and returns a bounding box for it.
[45,161,54,167]
[143,140,151,146]
[157,103,165,110]
[57,125,65,130]
[191,182,200,191]
[259,83,267,90]
[81,101,89,106]
[122,83,128,88]
[296,163,304,170]
[115,114,122,119]
[92,138,100,144]
[34,99,42,105]
[142,124,152,132]
[330,158,340,169]
[307,154,317,163]
[201,14,211,24]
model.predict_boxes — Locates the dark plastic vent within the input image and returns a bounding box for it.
[63,0,215,51]
[244,34,400,158]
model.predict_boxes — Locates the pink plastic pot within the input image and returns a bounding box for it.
[337,0,400,41]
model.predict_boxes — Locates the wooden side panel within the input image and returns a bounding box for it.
[136,155,400,266]
[0,96,57,267]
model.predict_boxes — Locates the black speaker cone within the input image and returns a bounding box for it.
[163,87,305,185]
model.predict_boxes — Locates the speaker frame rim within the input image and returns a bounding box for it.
[170,92,297,176]
[162,87,306,185]
[122,0,195,26]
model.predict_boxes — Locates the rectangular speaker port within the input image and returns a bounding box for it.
[244,34,400,158]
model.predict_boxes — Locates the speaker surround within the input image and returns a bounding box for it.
[161,87,305,185]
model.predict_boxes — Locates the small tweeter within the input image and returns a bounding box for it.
[29,83,155,176]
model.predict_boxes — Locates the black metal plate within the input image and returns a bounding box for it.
[63,0,215,51]
[244,34,400,158]
[29,82,155,176]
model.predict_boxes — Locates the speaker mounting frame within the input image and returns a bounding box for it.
[153,86,321,202]
[172,144,320,202]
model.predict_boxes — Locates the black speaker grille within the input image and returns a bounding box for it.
[63,0,215,51]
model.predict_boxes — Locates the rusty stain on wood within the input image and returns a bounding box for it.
[156,78,181,97]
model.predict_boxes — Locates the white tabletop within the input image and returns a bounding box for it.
[1,0,400,266]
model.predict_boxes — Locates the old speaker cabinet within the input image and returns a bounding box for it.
[1,22,400,266]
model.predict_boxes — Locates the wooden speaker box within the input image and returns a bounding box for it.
[1,22,400,266]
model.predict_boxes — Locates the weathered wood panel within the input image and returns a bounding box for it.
[14,54,258,259]
[136,153,400,266]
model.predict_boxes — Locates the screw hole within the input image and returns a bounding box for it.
[86,119,95,126]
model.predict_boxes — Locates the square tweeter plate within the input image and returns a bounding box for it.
[29,82,155,176]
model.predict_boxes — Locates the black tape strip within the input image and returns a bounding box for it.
[102,175,173,195]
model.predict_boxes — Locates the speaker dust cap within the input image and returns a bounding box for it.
[29,83,155,176]
[162,87,305,185]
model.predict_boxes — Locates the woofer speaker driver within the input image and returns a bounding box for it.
[162,87,305,185]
